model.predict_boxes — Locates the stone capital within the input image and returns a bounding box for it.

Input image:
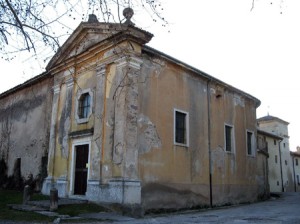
[115,56,143,71]
[65,76,74,88]
[96,65,107,76]
[52,84,61,94]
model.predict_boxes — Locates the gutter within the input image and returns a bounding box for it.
[291,153,296,192]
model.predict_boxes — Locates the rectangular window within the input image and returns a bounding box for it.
[296,158,299,166]
[283,143,286,148]
[247,131,255,156]
[225,125,234,152]
[275,155,278,163]
[79,93,91,119]
[174,109,189,146]
[285,160,288,165]
[274,139,277,145]
[297,175,300,185]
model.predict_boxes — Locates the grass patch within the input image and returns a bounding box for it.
[0,189,109,222]
[31,192,50,201]
[57,203,109,217]
[0,190,53,222]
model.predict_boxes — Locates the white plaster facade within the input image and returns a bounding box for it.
[257,115,294,192]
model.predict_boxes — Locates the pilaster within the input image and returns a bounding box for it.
[47,84,61,177]
[113,56,143,180]
[90,66,106,180]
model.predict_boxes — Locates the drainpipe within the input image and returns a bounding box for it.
[291,153,296,192]
[207,80,213,208]
[278,139,284,192]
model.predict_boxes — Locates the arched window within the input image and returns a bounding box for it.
[78,93,91,119]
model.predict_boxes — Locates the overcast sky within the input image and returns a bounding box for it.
[1,0,299,150]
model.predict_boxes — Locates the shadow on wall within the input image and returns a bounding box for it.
[0,155,48,192]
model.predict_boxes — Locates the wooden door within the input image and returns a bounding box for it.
[74,144,89,195]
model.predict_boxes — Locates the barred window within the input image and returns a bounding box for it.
[247,131,255,156]
[225,125,234,152]
[174,109,189,146]
[78,93,91,119]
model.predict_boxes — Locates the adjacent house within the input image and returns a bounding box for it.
[291,148,300,192]
[257,115,294,192]
[1,11,264,212]
[256,129,272,198]
[257,128,282,193]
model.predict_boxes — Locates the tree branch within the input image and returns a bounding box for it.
[4,0,35,52]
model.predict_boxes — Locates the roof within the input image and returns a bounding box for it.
[0,72,50,99]
[142,46,261,108]
[1,18,261,108]
[291,151,300,157]
[257,115,289,125]
[257,129,283,140]
[46,21,153,71]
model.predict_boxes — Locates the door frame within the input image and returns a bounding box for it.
[70,137,91,195]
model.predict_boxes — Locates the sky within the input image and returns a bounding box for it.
[1,0,299,150]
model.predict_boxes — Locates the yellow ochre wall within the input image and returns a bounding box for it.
[138,56,259,209]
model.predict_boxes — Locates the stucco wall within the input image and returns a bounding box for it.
[0,76,52,190]
[138,55,259,210]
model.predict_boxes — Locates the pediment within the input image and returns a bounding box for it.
[46,22,153,71]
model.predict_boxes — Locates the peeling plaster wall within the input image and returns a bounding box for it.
[138,55,259,210]
[0,77,52,189]
[49,68,97,180]
[209,86,258,205]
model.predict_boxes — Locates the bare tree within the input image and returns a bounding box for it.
[0,0,166,62]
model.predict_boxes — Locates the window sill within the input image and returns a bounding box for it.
[225,150,235,154]
[76,117,89,124]
[247,154,256,158]
[174,143,189,148]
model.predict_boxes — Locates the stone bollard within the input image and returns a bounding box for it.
[23,185,31,205]
[50,187,58,211]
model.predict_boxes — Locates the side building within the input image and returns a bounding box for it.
[0,73,52,191]
[257,115,294,192]
[291,147,300,192]
[257,128,283,193]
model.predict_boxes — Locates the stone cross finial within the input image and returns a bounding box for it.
[123,7,135,26]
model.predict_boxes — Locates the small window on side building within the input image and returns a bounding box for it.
[274,140,277,145]
[296,158,299,166]
[275,155,278,163]
[247,130,255,156]
[174,109,189,146]
[225,125,234,152]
